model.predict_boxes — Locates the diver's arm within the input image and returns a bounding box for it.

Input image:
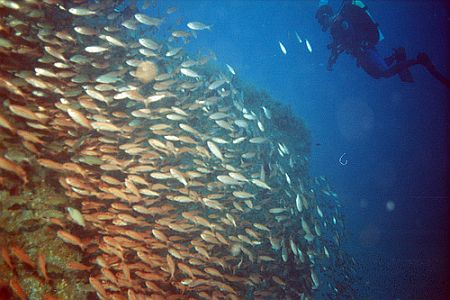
[327,51,339,71]
[327,43,344,71]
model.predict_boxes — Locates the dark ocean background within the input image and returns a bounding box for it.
[141,0,449,298]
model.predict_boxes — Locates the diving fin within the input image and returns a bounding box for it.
[416,52,450,89]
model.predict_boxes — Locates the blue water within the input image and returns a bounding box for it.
[143,0,449,298]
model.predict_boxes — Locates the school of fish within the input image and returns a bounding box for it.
[0,0,349,299]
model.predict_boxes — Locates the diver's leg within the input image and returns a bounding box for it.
[417,53,450,89]
[381,59,419,81]
[358,48,388,79]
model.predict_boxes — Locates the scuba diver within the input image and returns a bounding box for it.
[315,0,450,88]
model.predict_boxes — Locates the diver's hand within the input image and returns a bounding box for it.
[327,54,337,71]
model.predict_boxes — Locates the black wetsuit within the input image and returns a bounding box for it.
[327,2,418,81]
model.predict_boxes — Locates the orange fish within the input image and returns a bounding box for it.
[38,253,50,282]
[167,254,176,280]
[8,104,40,122]
[10,245,35,269]
[127,289,137,300]
[37,158,65,171]
[122,263,131,282]
[22,140,39,155]
[16,129,45,145]
[67,261,92,271]
[0,112,16,134]
[56,230,85,250]
[67,108,92,129]
[48,217,66,228]
[9,278,27,300]
[1,246,13,269]
[63,162,89,178]
[89,276,107,298]
[0,157,28,184]
[101,267,118,285]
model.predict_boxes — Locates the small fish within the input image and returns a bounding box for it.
[207,141,224,161]
[257,120,265,132]
[67,261,92,271]
[38,253,50,282]
[296,194,303,213]
[1,247,13,269]
[122,19,138,30]
[74,26,96,36]
[311,269,320,289]
[272,275,286,286]
[166,47,183,57]
[232,191,254,198]
[317,206,324,218]
[285,173,291,185]
[226,64,236,75]
[35,67,57,78]
[85,46,109,53]
[229,172,248,182]
[89,276,108,298]
[91,122,121,132]
[262,106,272,119]
[180,68,201,78]
[135,14,162,27]
[281,241,288,262]
[170,168,188,186]
[8,104,40,122]
[306,39,312,53]
[138,38,160,50]
[167,254,176,280]
[9,279,27,300]
[68,7,96,16]
[67,207,86,227]
[279,41,287,55]
[217,175,240,185]
[0,157,28,184]
[187,21,212,31]
[253,223,270,232]
[251,179,271,190]
[295,31,303,43]
[152,229,168,242]
[269,208,288,214]
[57,230,85,250]
[249,137,268,144]
[208,79,227,90]
[0,112,16,134]
[172,30,191,38]
[167,7,177,14]
[324,245,330,258]
[11,245,35,268]
[102,35,126,48]
[67,108,92,129]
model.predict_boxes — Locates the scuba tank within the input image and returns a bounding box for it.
[351,0,384,42]
[336,0,384,48]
